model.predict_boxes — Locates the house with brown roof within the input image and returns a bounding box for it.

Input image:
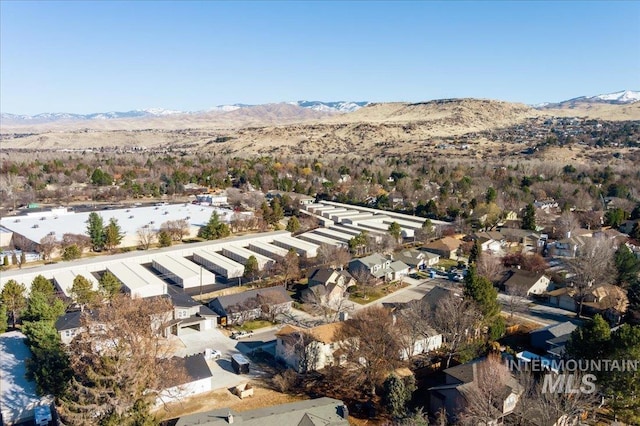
[546,284,628,323]
[423,236,462,260]
[275,322,347,372]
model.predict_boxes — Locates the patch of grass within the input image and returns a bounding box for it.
[351,281,410,305]
[237,319,274,331]
[436,258,458,270]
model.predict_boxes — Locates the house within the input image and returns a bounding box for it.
[423,236,462,260]
[303,268,355,307]
[155,353,213,406]
[473,231,506,254]
[421,286,462,312]
[500,269,552,296]
[55,310,95,345]
[173,397,350,426]
[529,321,577,351]
[499,228,542,253]
[208,286,293,325]
[429,357,524,424]
[620,219,640,235]
[393,248,439,271]
[546,284,629,321]
[163,287,219,336]
[275,322,346,372]
[387,303,443,360]
[348,253,410,282]
[550,234,591,258]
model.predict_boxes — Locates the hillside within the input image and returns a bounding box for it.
[1,98,637,157]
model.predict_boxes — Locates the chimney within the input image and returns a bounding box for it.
[227,411,234,424]
[566,230,571,239]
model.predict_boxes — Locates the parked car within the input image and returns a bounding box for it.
[231,330,254,340]
[203,348,222,360]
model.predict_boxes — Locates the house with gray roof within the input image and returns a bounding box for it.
[156,353,213,407]
[348,253,409,283]
[393,248,439,271]
[208,286,293,325]
[173,397,350,426]
[529,321,578,351]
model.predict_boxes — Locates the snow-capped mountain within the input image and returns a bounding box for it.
[537,90,640,109]
[590,90,640,103]
[1,101,368,124]
[1,108,186,123]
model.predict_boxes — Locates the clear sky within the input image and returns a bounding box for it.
[1,1,639,114]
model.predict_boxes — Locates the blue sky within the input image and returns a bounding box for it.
[1,1,639,114]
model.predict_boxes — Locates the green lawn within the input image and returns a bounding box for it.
[351,281,410,305]
[236,319,274,331]
[436,258,458,270]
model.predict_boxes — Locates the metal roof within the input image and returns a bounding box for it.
[106,262,167,296]
[152,255,216,284]
[52,269,99,297]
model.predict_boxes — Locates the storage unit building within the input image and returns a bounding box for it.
[341,213,388,225]
[312,228,357,243]
[298,232,345,248]
[192,250,244,279]
[222,246,275,270]
[271,236,319,258]
[152,255,216,289]
[248,241,290,260]
[106,262,167,298]
[52,269,100,298]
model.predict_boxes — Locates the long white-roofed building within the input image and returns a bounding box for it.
[52,269,100,298]
[247,241,289,260]
[106,262,167,298]
[221,246,275,270]
[298,232,345,248]
[152,255,216,289]
[192,250,244,279]
[271,235,319,258]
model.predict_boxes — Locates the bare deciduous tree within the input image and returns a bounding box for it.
[432,292,484,368]
[566,236,616,317]
[335,306,403,396]
[555,211,581,239]
[137,225,156,250]
[476,253,505,283]
[316,244,352,269]
[458,353,520,426]
[58,295,186,423]
[504,284,528,319]
[39,234,58,261]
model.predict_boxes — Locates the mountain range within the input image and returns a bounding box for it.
[1,91,638,126]
[0,101,369,124]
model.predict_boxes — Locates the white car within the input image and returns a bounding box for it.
[204,348,222,360]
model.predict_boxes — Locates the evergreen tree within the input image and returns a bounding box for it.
[2,256,8,267]
[86,212,106,251]
[0,279,27,328]
[0,304,7,333]
[485,187,497,204]
[31,275,55,296]
[286,216,301,233]
[382,374,414,419]
[158,230,172,247]
[522,203,536,230]
[62,244,82,261]
[615,244,640,287]
[464,266,500,320]
[243,255,260,281]
[104,218,124,251]
[70,275,96,310]
[469,239,481,265]
[23,320,71,396]
[566,314,611,360]
[99,271,121,300]
[11,252,18,265]
[23,291,65,323]
[270,198,284,225]
[19,251,26,266]
[198,211,231,240]
[388,221,402,242]
[604,324,640,423]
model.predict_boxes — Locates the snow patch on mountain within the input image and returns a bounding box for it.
[590,90,640,103]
